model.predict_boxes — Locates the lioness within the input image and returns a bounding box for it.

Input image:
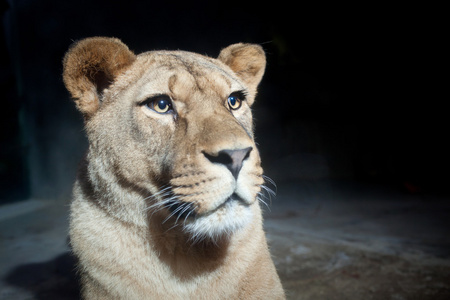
[63,37,284,299]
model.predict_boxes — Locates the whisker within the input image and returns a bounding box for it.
[143,185,172,202]
[257,194,271,211]
[163,222,180,234]
[190,231,206,245]
[183,208,195,226]
[260,184,276,198]
[163,201,188,224]
[262,174,277,190]
[142,186,174,214]
[144,195,173,212]
[144,200,163,212]
[257,189,271,200]
[258,180,277,211]
[175,203,193,224]
[257,192,271,211]
[146,195,180,221]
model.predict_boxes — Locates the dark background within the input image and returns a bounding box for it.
[1,0,447,203]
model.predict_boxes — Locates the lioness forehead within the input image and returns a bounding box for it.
[149,50,231,74]
[131,51,246,102]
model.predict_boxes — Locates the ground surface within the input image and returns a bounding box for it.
[267,181,450,299]
[1,180,449,299]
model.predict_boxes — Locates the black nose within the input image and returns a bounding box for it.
[203,147,252,179]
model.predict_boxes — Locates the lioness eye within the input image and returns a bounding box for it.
[144,95,173,114]
[227,92,244,110]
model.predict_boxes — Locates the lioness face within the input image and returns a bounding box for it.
[64,38,267,241]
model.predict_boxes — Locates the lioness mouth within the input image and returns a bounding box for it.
[165,193,245,220]
[217,193,247,211]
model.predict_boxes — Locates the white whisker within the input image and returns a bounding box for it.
[175,203,193,224]
[257,194,271,211]
[262,175,277,191]
[260,184,276,198]
[145,196,171,212]
[258,175,277,211]
[183,208,195,226]
[143,185,172,201]
[163,201,188,224]
[163,222,180,234]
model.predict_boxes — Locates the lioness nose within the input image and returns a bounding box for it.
[203,147,252,179]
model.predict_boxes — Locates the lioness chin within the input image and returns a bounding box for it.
[63,37,285,299]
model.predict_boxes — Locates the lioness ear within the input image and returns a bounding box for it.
[63,37,136,118]
[218,43,266,102]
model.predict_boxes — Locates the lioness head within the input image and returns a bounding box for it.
[63,37,268,241]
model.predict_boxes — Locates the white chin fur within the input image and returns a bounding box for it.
[183,200,253,243]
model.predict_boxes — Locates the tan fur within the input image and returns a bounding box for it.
[63,37,284,299]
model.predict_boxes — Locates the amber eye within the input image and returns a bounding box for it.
[144,95,173,114]
[227,92,244,110]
